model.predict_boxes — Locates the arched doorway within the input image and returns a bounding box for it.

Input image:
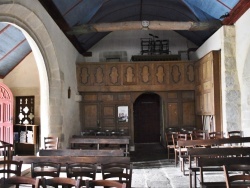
[0,82,13,144]
[133,93,161,143]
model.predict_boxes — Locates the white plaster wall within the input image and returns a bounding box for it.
[0,0,82,148]
[190,28,222,60]
[192,8,250,136]
[3,52,40,125]
[85,30,197,62]
[4,53,39,87]
[235,9,250,137]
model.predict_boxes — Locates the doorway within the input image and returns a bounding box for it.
[0,83,13,144]
[133,93,161,143]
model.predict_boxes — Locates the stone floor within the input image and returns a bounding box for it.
[130,143,225,188]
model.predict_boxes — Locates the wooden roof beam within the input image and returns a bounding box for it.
[68,20,222,35]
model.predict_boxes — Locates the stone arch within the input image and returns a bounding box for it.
[0,2,63,147]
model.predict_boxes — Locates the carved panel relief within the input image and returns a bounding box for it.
[107,64,121,85]
[171,65,181,83]
[123,64,137,85]
[139,64,152,84]
[155,65,165,84]
[80,67,90,84]
[94,66,105,85]
[77,61,195,92]
[186,64,195,83]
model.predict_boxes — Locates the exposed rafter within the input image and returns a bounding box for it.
[68,20,222,35]
[223,0,250,25]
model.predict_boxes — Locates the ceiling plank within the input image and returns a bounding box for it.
[223,0,250,25]
[38,0,90,56]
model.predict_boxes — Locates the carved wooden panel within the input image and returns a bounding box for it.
[165,91,195,129]
[182,102,195,126]
[77,65,91,86]
[195,51,218,115]
[102,104,116,129]
[170,64,182,84]
[101,94,114,101]
[106,64,121,85]
[76,61,195,92]
[83,94,98,101]
[117,94,131,101]
[153,63,169,85]
[167,103,179,127]
[93,65,105,86]
[138,64,153,85]
[81,103,99,128]
[123,64,137,85]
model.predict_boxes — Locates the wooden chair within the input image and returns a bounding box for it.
[228,131,242,138]
[228,131,242,146]
[101,162,132,188]
[42,177,82,187]
[191,130,207,140]
[44,136,59,149]
[1,176,42,188]
[172,133,188,169]
[223,164,250,188]
[31,162,61,179]
[86,180,126,188]
[66,163,97,180]
[208,131,223,139]
[0,160,22,178]
[165,132,178,161]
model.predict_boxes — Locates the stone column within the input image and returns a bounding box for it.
[221,26,241,133]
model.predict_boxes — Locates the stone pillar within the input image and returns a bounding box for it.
[221,26,241,133]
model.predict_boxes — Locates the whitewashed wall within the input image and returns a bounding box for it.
[192,8,250,136]
[85,30,197,62]
[235,9,250,137]
[4,53,40,125]
[0,0,82,148]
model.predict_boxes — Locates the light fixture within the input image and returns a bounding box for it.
[141,20,149,30]
[68,87,71,99]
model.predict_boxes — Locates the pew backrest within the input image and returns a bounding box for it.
[39,149,124,157]
[13,156,130,166]
[178,136,250,148]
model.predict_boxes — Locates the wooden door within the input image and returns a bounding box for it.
[0,83,13,144]
[134,93,160,143]
[81,103,100,129]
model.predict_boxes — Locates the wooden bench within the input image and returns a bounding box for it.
[177,137,250,177]
[187,147,250,188]
[13,156,130,165]
[13,155,130,173]
[39,149,124,157]
[198,156,250,188]
[178,136,250,148]
[70,137,130,156]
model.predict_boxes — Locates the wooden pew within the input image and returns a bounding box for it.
[39,149,124,157]
[13,156,130,165]
[13,155,130,173]
[177,136,250,148]
[69,137,130,156]
[198,157,250,188]
[187,147,250,188]
[177,137,250,177]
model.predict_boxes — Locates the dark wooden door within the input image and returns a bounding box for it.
[134,93,160,143]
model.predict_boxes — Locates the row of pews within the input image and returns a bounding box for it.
[177,136,250,188]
